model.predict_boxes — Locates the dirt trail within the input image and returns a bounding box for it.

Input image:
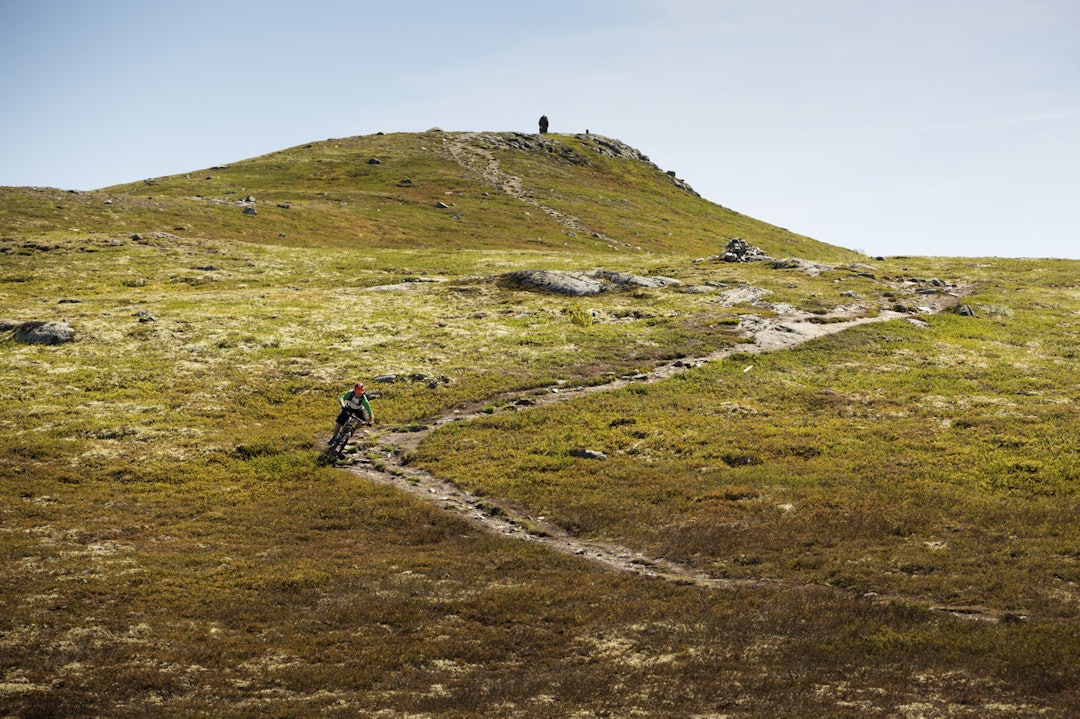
[442,132,594,235]
[339,286,1017,622]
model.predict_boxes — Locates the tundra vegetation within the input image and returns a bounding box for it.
[1,131,1077,717]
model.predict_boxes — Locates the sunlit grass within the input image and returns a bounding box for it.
[1,131,859,259]
[3,140,1079,715]
[413,260,1080,622]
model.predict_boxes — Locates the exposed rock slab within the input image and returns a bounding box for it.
[6,320,75,345]
[500,269,680,296]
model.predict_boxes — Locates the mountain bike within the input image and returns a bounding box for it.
[327,411,370,458]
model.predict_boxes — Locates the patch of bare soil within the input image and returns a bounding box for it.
[338,284,1019,621]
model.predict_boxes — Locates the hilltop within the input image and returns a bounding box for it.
[1,132,1078,717]
[0,130,860,261]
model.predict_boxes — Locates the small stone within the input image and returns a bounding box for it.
[955,304,976,317]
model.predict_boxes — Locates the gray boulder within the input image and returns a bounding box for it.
[502,270,605,296]
[587,269,680,289]
[771,257,832,276]
[11,321,75,345]
[501,269,680,296]
[718,286,771,307]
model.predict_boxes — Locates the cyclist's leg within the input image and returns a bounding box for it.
[330,406,352,444]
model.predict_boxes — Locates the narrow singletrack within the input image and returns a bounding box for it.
[338,285,1021,623]
[442,132,595,235]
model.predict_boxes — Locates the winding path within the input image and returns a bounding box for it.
[339,286,1018,622]
[442,132,596,235]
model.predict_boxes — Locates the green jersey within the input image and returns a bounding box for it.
[340,389,373,422]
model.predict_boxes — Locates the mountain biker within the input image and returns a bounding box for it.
[330,382,373,446]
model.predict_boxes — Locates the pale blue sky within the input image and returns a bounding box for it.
[2,0,1077,259]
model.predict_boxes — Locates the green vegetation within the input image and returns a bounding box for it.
[0,131,859,260]
[414,258,1080,616]
[1,132,1077,716]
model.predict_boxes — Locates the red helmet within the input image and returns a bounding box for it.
[354,382,365,394]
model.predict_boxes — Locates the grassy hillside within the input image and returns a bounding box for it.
[1,134,1077,717]
[0,131,860,260]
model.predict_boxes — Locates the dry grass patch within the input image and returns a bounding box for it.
[5,235,1077,715]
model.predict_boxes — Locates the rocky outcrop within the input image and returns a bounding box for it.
[501,269,681,296]
[4,320,75,345]
[718,286,771,307]
[502,270,604,296]
[464,132,700,196]
[771,257,833,276]
[588,270,680,289]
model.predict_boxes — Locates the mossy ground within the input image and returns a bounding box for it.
[2,132,1078,715]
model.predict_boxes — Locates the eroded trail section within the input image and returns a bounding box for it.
[341,287,1016,621]
[442,132,594,235]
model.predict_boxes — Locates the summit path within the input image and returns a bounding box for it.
[442,132,595,235]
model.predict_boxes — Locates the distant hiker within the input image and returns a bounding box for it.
[538,115,549,134]
[330,382,373,443]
